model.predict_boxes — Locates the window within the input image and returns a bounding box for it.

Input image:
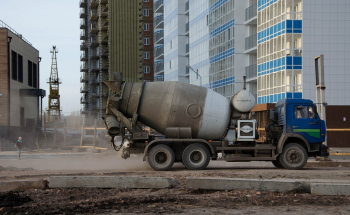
[143,23,149,31]
[170,40,172,49]
[143,9,149,16]
[18,54,23,83]
[169,60,171,69]
[33,63,37,88]
[309,106,316,119]
[143,38,150,45]
[143,0,149,2]
[281,106,285,115]
[143,66,150,74]
[294,106,308,119]
[20,107,25,129]
[11,51,17,81]
[206,15,209,26]
[144,52,150,59]
[28,60,33,87]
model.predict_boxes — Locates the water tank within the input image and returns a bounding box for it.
[231,89,256,113]
[116,82,231,140]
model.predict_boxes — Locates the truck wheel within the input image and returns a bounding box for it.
[182,144,210,170]
[279,143,308,170]
[272,157,284,168]
[148,144,175,171]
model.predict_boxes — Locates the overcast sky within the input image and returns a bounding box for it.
[0,0,81,114]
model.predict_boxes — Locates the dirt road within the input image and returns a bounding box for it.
[1,150,350,214]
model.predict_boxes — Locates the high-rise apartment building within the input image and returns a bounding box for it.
[80,0,109,125]
[156,0,350,105]
[257,0,350,105]
[80,0,154,125]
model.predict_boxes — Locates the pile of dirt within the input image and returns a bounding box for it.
[0,192,32,208]
[2,187,350,214]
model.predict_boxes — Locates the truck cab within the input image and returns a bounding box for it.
[267,99,329,169]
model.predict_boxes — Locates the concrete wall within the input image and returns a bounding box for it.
[302,0,350,105]
[8,30,39,127]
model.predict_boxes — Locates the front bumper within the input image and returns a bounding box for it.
[320,144,330,157]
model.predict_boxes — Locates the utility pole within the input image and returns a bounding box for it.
[314,55,327,146]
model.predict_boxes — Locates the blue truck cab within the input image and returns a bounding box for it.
[266,98,329,169]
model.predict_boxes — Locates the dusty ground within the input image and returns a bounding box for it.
[1,149,350,214]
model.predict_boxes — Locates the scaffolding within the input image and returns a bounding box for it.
[47,46,62,123]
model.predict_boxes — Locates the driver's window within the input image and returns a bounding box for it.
[294,106,308,118]
[308,106,316,119]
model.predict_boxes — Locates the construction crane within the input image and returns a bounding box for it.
[47,46,62,123]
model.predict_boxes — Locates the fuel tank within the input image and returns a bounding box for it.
[117,81,231,140]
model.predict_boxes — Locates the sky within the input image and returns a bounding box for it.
[0,0,81,114]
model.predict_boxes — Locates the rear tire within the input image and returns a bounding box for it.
[272,157,284,168]
[182,144,210,170]
[279,143,308,170]
[148,144,175,171]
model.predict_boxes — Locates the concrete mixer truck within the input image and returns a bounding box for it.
[102,73,329,171]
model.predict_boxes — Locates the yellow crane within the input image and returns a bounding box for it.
[47,46,62,123]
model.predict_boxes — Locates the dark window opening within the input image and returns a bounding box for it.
[33,63,37,88]
[28,60,33,87]
[11,51,17,80]
[18,54,23,83]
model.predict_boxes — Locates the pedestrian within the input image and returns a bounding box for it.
[15,136,23,160]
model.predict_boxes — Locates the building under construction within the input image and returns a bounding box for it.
[0,20,46,143]
[79,0,154,125]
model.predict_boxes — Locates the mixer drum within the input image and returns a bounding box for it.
[118,81,231,140]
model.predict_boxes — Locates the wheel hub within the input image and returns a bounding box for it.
[286,149,302,164]
[190,151,203,163]
[155,152,167,164]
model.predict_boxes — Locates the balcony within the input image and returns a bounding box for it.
[185,1,189,14]
[154,75,164,82]
[90,23,98,34]
[90,36,99,47]
[80,41,88,50]
[154,15,164,28]
[102,34,108,43]
[185,43,189,55]
[80,8,87,18]
[80,52,88,61]
[186,67,189,74]
[80,31,87,40]
[245,64,257,80]
[79,0,87,8]
[80,19,87,29]
[90,9,98,21]
[245,2,257,23]
[90,64,99,72]
[155,62,164,74]
[90,50,100,60]
[80,97,88,104]
[89,0,98,9]
[154,30,164,44]
[80,86,88,93]
[101,5,108,17]
[245,33,257,53]
[80,64,88,72]
[80,75,89,83]
[155,46,164,59]
[154,0,164,13]
[102,47,108,57]
[90,78,101,85]
[185,22,189,35]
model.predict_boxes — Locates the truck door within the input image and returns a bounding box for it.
[292,105,321,143]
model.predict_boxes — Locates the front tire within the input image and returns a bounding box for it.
[182,144,210,170]
[279,143,308,170]
[148,144,175,171]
